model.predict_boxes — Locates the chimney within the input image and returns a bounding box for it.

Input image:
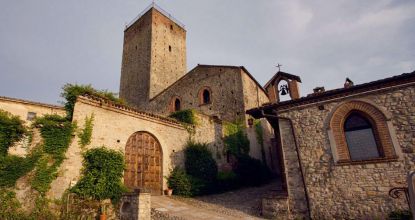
[344,78,354,88]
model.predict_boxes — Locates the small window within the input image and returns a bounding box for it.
[344,112,381,161]
[174,98,181,111]
[170,25,173,30]
[202,89,211,104]
[169,45,171,52]
[27,112,36,121]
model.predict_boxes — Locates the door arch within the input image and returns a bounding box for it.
[124,131,162,195]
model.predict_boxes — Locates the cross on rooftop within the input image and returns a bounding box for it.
[276,63,282,72]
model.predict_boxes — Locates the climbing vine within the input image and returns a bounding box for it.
[78,114,94,149]
[254,119,267,163]
[223,120,250,156]
[31,114,75,195]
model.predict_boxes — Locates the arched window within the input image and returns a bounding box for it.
[202,89,211,104]
[344,112,381,161]
[329,101,397,164]
[174,98,181,111]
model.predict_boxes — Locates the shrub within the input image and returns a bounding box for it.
[0,110,27,156]
[61,84,124,120]
[234,155,272,186]
[167,167,192,197]
[71,147,127,203]
[169,109,197,125]
[184,141,217,182]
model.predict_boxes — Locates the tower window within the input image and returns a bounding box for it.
[344,112,381,161]
[174,98,181,111]
[169,45,172,52]
[202,89,211,104]
[170,25,173,30]
[199,87,212,105]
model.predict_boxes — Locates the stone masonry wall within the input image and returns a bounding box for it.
[146,65,245,122]
[278,85,415,219]
[48,96,226,200]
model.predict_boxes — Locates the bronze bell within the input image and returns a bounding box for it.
[280,85,289,95]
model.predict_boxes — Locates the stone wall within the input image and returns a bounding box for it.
[146,65,245,122]
[277,85,415,218]
[47,96,226,200]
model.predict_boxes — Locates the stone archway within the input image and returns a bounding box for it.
[124,131,162,195]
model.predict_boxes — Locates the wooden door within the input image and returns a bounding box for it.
[124,131,162,195]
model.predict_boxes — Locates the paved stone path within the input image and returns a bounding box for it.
[151,182,281,220]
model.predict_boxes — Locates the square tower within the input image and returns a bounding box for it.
[120,4,187,109]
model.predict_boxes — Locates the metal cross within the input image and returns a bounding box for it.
[276,63,282,72]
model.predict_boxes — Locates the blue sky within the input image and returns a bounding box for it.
[1,0,414,104]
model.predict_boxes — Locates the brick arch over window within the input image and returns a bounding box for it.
[329,101,396,163]
[169,96,182,112]
[198,86,212,105]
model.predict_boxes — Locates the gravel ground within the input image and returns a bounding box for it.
[170,181,281,219]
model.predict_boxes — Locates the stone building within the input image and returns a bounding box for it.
[1,3,414,219]
[248,71,415,219]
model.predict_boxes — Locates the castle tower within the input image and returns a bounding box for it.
[120,4,187,109]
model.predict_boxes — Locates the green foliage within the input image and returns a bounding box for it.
[166,167,192,197]
[0,110,27,156]
[61,84,124,120]
[216,171,238,191]
[0,189,27,220]
[223,121,250,156]
[169,109,198,125]
[254,119,267,163]
[0,150,40,187]
[78,114,94,148]
[234,155,272,187]
[31,196,58,220]
[184,141,218,182]
[31,115,75,194]
[388,210,412,220]
[71,147,127,202]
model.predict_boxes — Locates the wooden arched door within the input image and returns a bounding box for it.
[124,131,162,195]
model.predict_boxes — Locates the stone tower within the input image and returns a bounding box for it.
[120,4,187,109]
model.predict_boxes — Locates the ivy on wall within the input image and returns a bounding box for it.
[0,110,27,156]
[223,120,250,156]
[31,115,75,195]
[254,119,267,163]
[78,114,94,149]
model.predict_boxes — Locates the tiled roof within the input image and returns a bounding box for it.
[247,70,415,114]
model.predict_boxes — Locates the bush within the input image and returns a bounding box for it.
[0,110,27,156]
[167,167,192,197]
[184,141,218,182]
[71,147,127,203]
[234,155,272,186]
[169,109,197,125]
[61,84,124,120]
